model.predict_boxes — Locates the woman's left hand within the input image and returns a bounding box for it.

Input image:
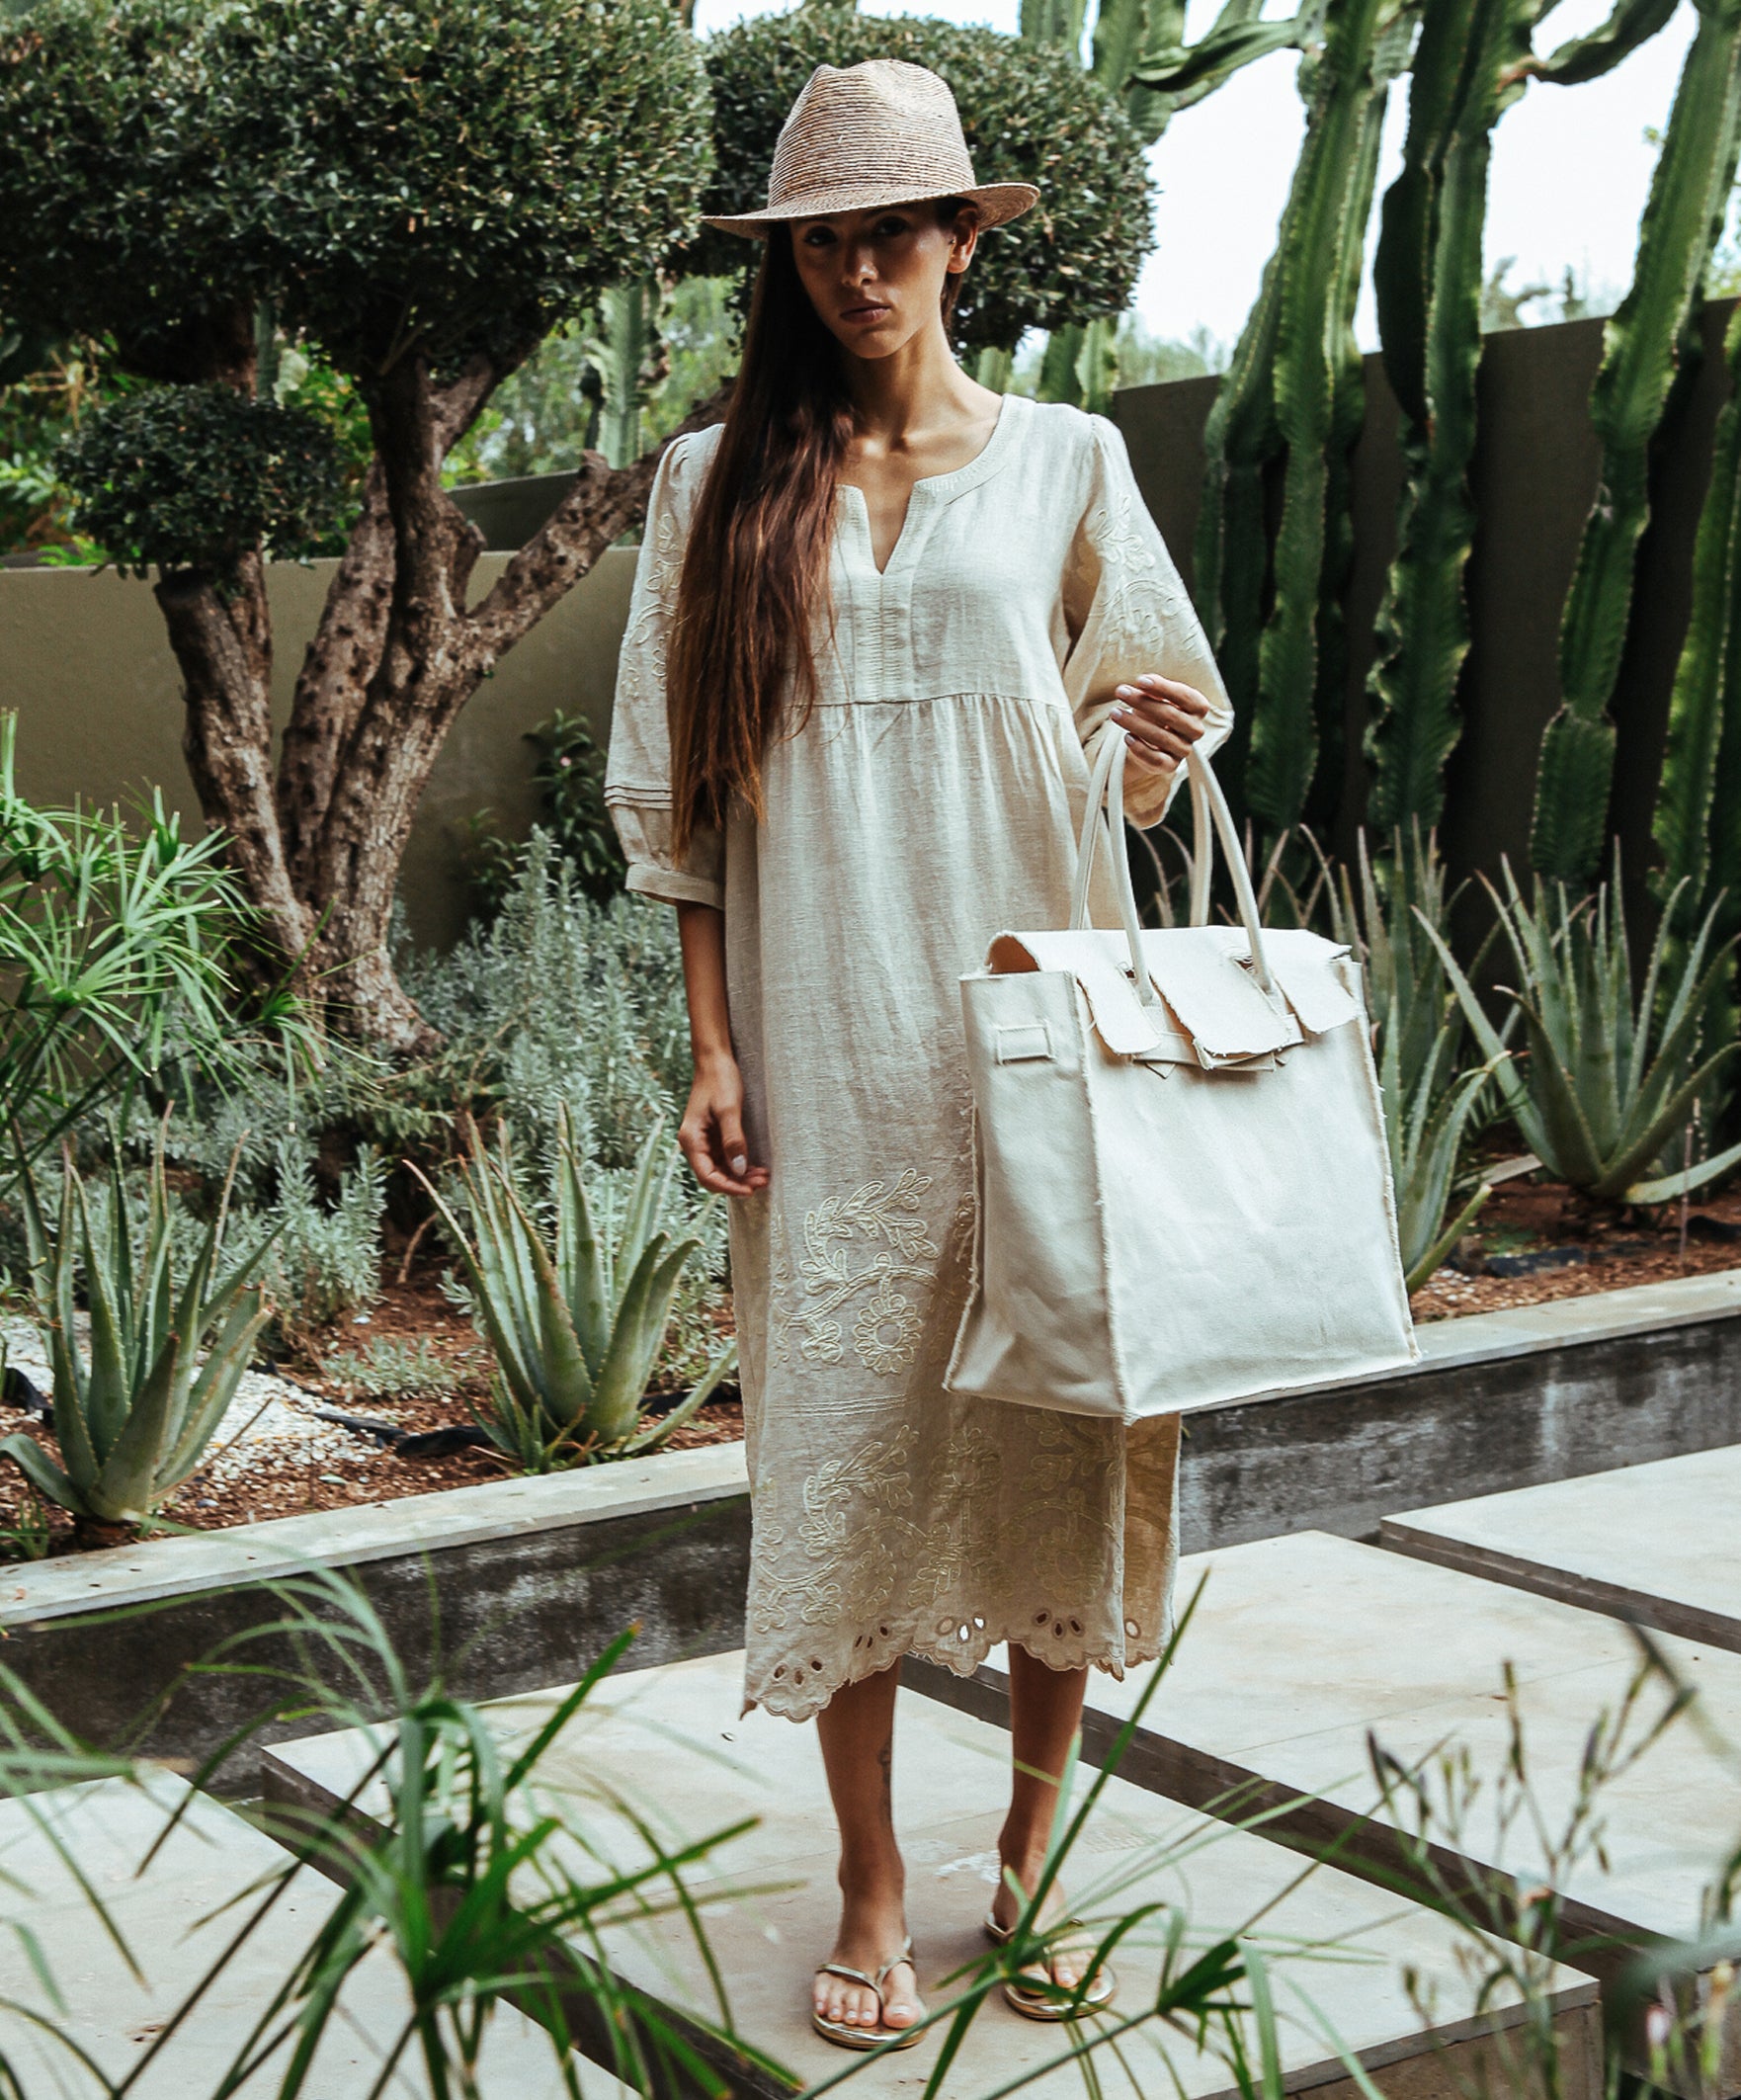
[1110,674,1211,776]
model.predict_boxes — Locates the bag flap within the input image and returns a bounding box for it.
[1188,927,1364,1037]
[985,925,1361,1065]
[1133,931,1301,1060]
[991,931,1169,1055]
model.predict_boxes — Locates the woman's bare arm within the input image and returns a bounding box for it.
[676,902,770,1198]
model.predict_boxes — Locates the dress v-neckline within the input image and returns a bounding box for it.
[840,392,1023,579]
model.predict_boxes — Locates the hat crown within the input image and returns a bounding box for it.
[766,59,977,211]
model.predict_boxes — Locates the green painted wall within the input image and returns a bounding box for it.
[0,548,635,950]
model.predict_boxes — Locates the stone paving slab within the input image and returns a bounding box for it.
[913,1533,1741,2096]
[1381,1444,1741,1652]
[0,1770,622,2097]
[265,1650,1598,2100]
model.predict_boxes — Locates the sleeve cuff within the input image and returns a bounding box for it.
[625,863,725,910]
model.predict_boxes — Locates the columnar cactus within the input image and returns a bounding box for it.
[1531,0,1741,884]
[1364,0,1534,836]
[1196,0,1413,832]
[1651,298,1741,1047]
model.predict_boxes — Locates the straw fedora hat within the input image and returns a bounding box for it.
[703,59,1039,238]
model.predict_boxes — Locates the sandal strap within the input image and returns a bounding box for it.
[816,1938,917,2008]
[874,1939,916,1995]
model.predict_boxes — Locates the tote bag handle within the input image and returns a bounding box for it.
[1068,732,1274,996]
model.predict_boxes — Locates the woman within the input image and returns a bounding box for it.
[605,56,1231,2054]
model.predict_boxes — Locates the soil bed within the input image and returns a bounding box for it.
[0,1269,742,1557]
[2,1181,1735,1554]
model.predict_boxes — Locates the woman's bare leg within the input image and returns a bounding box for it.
[993,1648,1092,1986]
[811,1663,924,2032]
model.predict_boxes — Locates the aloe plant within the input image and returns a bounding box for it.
[1384,1018,1500,1290]
[1420,854,1741,1204]
[0,1137,280,1544]
[1532,0,1741,882]
[417,1109,734,1465]
[1325,828,1499,1285]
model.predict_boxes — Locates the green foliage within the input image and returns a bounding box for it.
[0,1480,50,1561]
[417,1110,735,1465]
[0,0,714,381]
[1423,853,1741,1203]
[445,279,743,486]
[687,10,1155,355]
[58,383,345,586]
[0,0,262,363]
[1325,829,1496,1286]
[0,1134,279,1534]
[1108,317,1228,386]
[1364,0,1532,836]
[319,1334,456,1399]
[1532,0,1741,883]
[462,714,626,916]
[403,839,694,1167]
[262,1139,388,1343]
[0,713,249,1178]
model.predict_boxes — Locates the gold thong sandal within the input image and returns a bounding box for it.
[811,1939,925,2053]
[983,1911,1117,2022]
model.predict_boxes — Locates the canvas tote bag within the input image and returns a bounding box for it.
[946,733,1419,1423]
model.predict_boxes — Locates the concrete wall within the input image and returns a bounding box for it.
[6,1280,1739,1782]
[3,303,1733,946]
[0,549,633,951]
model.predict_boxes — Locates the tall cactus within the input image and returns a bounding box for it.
[597,277,668,470]
[1531,0,1741,883]
[1364,0,1535,834]
[1367,0,1690,839]
[1246,0,1411,832]
[1195,0,1413,831]
[1651,298,1741,1042]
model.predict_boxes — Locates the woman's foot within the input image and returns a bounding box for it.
[990,1846,1097,1992]
[812,1888,924,2037]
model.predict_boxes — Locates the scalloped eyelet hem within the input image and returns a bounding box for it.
[742,1611,1169,1724]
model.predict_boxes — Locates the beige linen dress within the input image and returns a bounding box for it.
[605,392,1233,1722]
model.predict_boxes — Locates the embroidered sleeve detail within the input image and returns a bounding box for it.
[1061,416,1235,829]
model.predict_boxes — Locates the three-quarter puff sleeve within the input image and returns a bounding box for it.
[1061,414,1234,829]
[605,431,725,910]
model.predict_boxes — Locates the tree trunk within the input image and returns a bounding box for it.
[157,551,316,969]
[154,347,731,1050]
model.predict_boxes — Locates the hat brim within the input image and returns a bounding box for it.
[702,180,1038,239]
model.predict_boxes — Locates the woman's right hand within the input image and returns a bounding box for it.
[680,1050,770,1198]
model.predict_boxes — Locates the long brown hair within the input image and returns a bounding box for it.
[667,201,976,852]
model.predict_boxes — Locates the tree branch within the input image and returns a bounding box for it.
[464,378,733,665]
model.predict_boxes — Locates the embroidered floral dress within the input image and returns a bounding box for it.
[605,393,1233,1722]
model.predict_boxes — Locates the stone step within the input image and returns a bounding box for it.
[264,1648,1598,2100]
[1381,1443,1741,1652]
[909,1531,1741,2097]
[0,1769,622,2097]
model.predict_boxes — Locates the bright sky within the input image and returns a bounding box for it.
[691,0,1702,355]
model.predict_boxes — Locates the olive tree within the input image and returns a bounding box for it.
[0,0,1153,1050]
[0,0,712,1049]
